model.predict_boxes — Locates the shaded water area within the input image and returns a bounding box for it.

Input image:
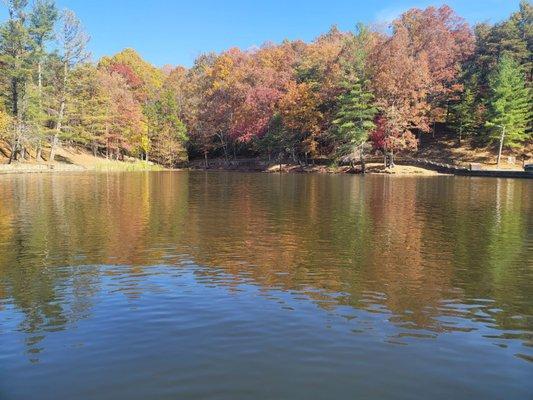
[0,171,532,399]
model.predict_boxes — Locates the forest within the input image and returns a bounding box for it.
[0,0,531,168]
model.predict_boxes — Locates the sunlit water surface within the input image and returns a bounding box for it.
[0,171,531,399]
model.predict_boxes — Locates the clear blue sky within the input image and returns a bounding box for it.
[2,0,524,67]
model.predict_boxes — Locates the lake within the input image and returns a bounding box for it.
[0,171,531,399]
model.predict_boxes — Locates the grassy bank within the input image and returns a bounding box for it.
[1,146,165,174]
[93,159,164,172]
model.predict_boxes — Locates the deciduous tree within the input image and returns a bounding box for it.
[50,9,89,161]
[370,24,431,151]
[278,81,323,162]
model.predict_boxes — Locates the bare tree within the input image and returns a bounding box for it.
[29,0,58,160]
[49,9,89,162]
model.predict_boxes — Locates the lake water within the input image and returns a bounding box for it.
[0,171,531,399]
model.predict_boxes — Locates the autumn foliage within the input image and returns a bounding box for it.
[1,2,531,167]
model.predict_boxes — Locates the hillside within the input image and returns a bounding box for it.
[416,132,532,171]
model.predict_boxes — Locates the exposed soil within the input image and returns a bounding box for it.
[417,134,532,171]
[2,134,531,176]
[263,163,441,176]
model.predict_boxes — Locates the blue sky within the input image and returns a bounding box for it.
[2,0,523,67]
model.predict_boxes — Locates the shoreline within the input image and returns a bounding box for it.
[0,163,87,174]
[187,157,532,179]
[0,163,165,175]
[2,160,531,179]
[189,162,445,176]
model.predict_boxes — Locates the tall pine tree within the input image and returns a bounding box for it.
[486,54,531,148]
[449,83,477,144]
[29,0,58,160]
[0,0,33,162]
[333,79,377,169]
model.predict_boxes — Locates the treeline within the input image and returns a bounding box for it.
[0,1,531,167]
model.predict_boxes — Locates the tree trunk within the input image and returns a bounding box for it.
[497,126,506,167]
[38,60,43,95]
[105,123,110,159]
[8,53,21,165]
[37,59,44,160]
[8,119,23,164]
[49,134,59,162]
[50,98,66,162]
[8,139,18,164]
[218,133,229,165]
[51,62,68,163]
[360,143,366,174]
[11,77,18,118]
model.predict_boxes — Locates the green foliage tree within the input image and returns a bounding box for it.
[0,0,30,115]
[148,89,188,167]
[0,0,33,162]
[67,64,109,153]
[449,84,478,144]
[333,79,377,169]
[28,0,57,159]
[49,9,89,161]
[473,1,532,90]
[486,54,531,148]
[255,113,285,163]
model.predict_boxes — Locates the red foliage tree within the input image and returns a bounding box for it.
[107,62,143,90]
[370,115,418,166]
[394,6,475,121]
[230,86,281,142]
[370,25,432,135]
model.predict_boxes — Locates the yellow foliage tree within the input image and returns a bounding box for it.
[278,81,323,159]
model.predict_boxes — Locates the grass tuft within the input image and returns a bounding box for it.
[93,160,165,171]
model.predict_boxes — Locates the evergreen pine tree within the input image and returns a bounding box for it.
[333,79,377,169]
[0,1,42,162]
[450,84,477,144]
[486,54,531,147]
[29,0,58,159]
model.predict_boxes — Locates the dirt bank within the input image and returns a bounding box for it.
[262,163,442,176]
[188,158,443,176]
